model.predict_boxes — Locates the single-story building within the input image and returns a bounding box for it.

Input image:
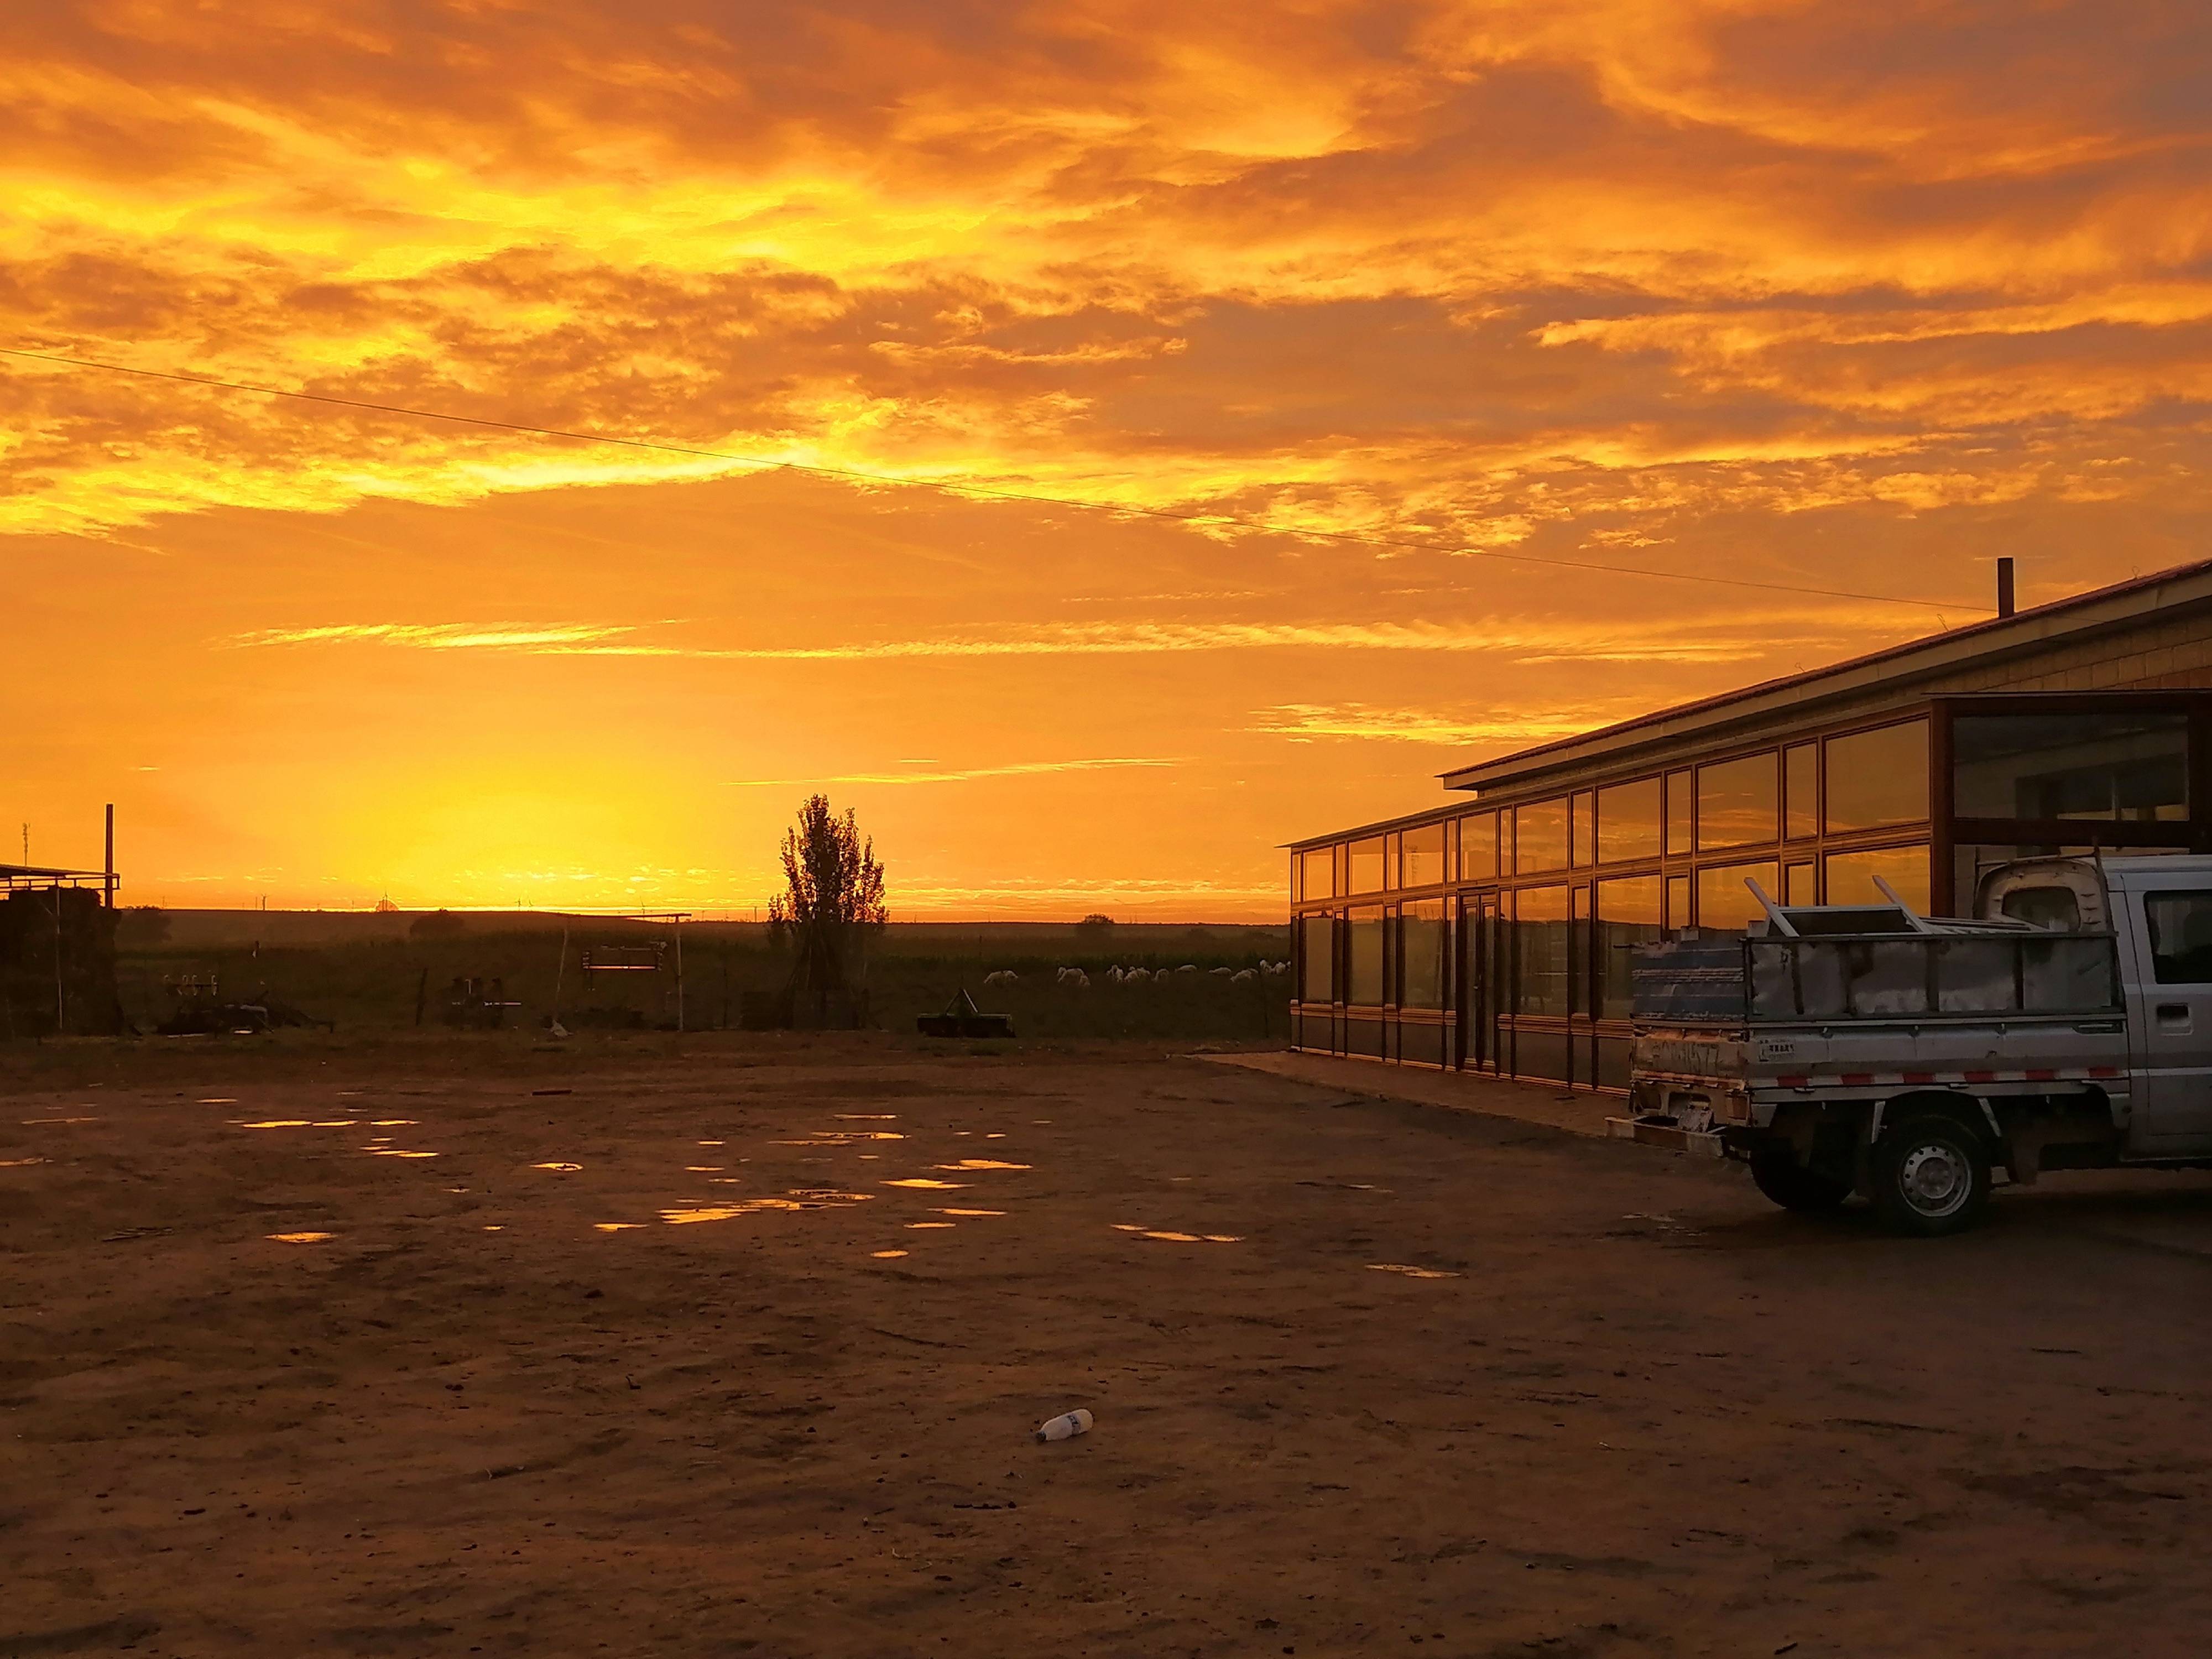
[1286,557,2212,1091]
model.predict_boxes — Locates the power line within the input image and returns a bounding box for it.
[3,343,1990,614]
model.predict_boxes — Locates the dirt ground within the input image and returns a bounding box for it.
[3,1038,2209,1658]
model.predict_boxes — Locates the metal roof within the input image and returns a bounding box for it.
[1439,555,2212,795]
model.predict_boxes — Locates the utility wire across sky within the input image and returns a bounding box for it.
[4,344,1994,616]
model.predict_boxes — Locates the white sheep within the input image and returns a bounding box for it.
[1209,966,1233,977]
[1230,968,1258,984]
[1123,967,1150,984]
[1105,966,1124,985]
[983,969,1019,987]
[1176,963,1199,975]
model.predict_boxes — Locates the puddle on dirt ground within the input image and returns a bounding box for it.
[835,1114,897,1121]
[772,1131,905,1145]
[22,1117,97,1125]
[938,1208,1004,1217]
[482,1225,503,1232]
[1112,1225,1243,1244]
[0,1157,49,1167]
[197,1098,238,1104]
[1368,1263,1460,1280]
[870,1249,909,1259]
[371,1120,417,1127]
[662,1188,874,1224]
[935,1159,1030,1171]
[906,1222,956,1229]
[594,1223,644,1233]
[362,1148,440,1159]
[533,1162,583,1172]
[697,1140,724,1146]
[685,1166,723,1172]
[883,1178,966,1190]
[268,1232,332,1244]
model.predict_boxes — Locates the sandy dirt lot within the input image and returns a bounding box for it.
[3,1039,2209,1658]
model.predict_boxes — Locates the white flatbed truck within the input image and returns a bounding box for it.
[1621,855,2212,1234]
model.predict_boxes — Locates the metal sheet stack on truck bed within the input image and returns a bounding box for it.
[1623,857,2212,1233]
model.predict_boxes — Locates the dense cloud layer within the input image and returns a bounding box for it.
[6,1,2209,909]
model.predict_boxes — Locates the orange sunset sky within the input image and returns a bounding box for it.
[6,1,2210,917]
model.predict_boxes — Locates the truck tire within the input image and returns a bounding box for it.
[1749,1154,1852,1213]
[1871,1112,1991,1237]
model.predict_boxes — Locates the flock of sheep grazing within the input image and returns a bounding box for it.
[981,961,1291,991]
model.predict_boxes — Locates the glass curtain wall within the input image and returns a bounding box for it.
[1289,711,1955,1084]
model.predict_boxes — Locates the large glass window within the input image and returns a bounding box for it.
[1460,813,1498,880]
[1347,838,1386,895]
[2143,891,2212,983]
[1300,847,1336,901]
[1400,900,1449,1009]
[1571,792,1596,869]
[1666,771,1694,856]
[1514,885,1571,1016]
[1596,875,1663,1019]
[1824,844,1931,912]
[1597,777,1662,864]
[1784,743,1818,840]
[1825,720,1930,832]
[1696,860,1780,930]
[1953,711,2186,823]
[1697,753,1778,850]
[1299,913,1336,1001]
[1516,798,1569,874]
[1346,907,1387,1004]
[1400,822,1447,889]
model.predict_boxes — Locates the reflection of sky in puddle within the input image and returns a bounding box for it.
[198,1098,237,1104]
[482,1225,503,1232]
[662,1188,872,1224]
[362,1147,439,1158]
[533,1162,582,1172]
[836,1114,896,1121]
[686,1166,722,1172]
[371,1120,417,1127]
[1113,1225,1242,1244]
[594,1223,644,1232]
[870,1249,907,1259]
[268,1232,331,1244]
[883,1178,965,1190]
[1367,1263,1459,1279]
[906,1221,955,1229]
[697,1140,724,1146]
[22,1117,96,1125]
[773,1130,905,1145]
[936,1160,1029,1171]
[0,1157,48,1168]
[938,1208,1004,1217]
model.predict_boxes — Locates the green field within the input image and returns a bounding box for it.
[114,915,1293,1043]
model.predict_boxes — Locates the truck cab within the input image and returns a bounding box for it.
[1625,855,2212,1234]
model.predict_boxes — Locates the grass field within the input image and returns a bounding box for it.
[114,916,1293,1042]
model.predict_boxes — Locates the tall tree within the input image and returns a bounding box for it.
[768,795,887,1026]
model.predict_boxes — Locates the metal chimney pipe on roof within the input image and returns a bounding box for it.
[1996,556,2016,619]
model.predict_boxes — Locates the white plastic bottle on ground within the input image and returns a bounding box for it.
[1035,1408,1094,1443]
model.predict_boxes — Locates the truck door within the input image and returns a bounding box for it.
[2125,880,2212,1150]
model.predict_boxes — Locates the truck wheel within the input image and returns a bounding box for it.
[1872,1113,1991,1237]
[1749,1155,1851,1213]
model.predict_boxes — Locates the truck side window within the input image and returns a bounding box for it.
[2000,886,2080,931]
[2144,891,2212,984]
